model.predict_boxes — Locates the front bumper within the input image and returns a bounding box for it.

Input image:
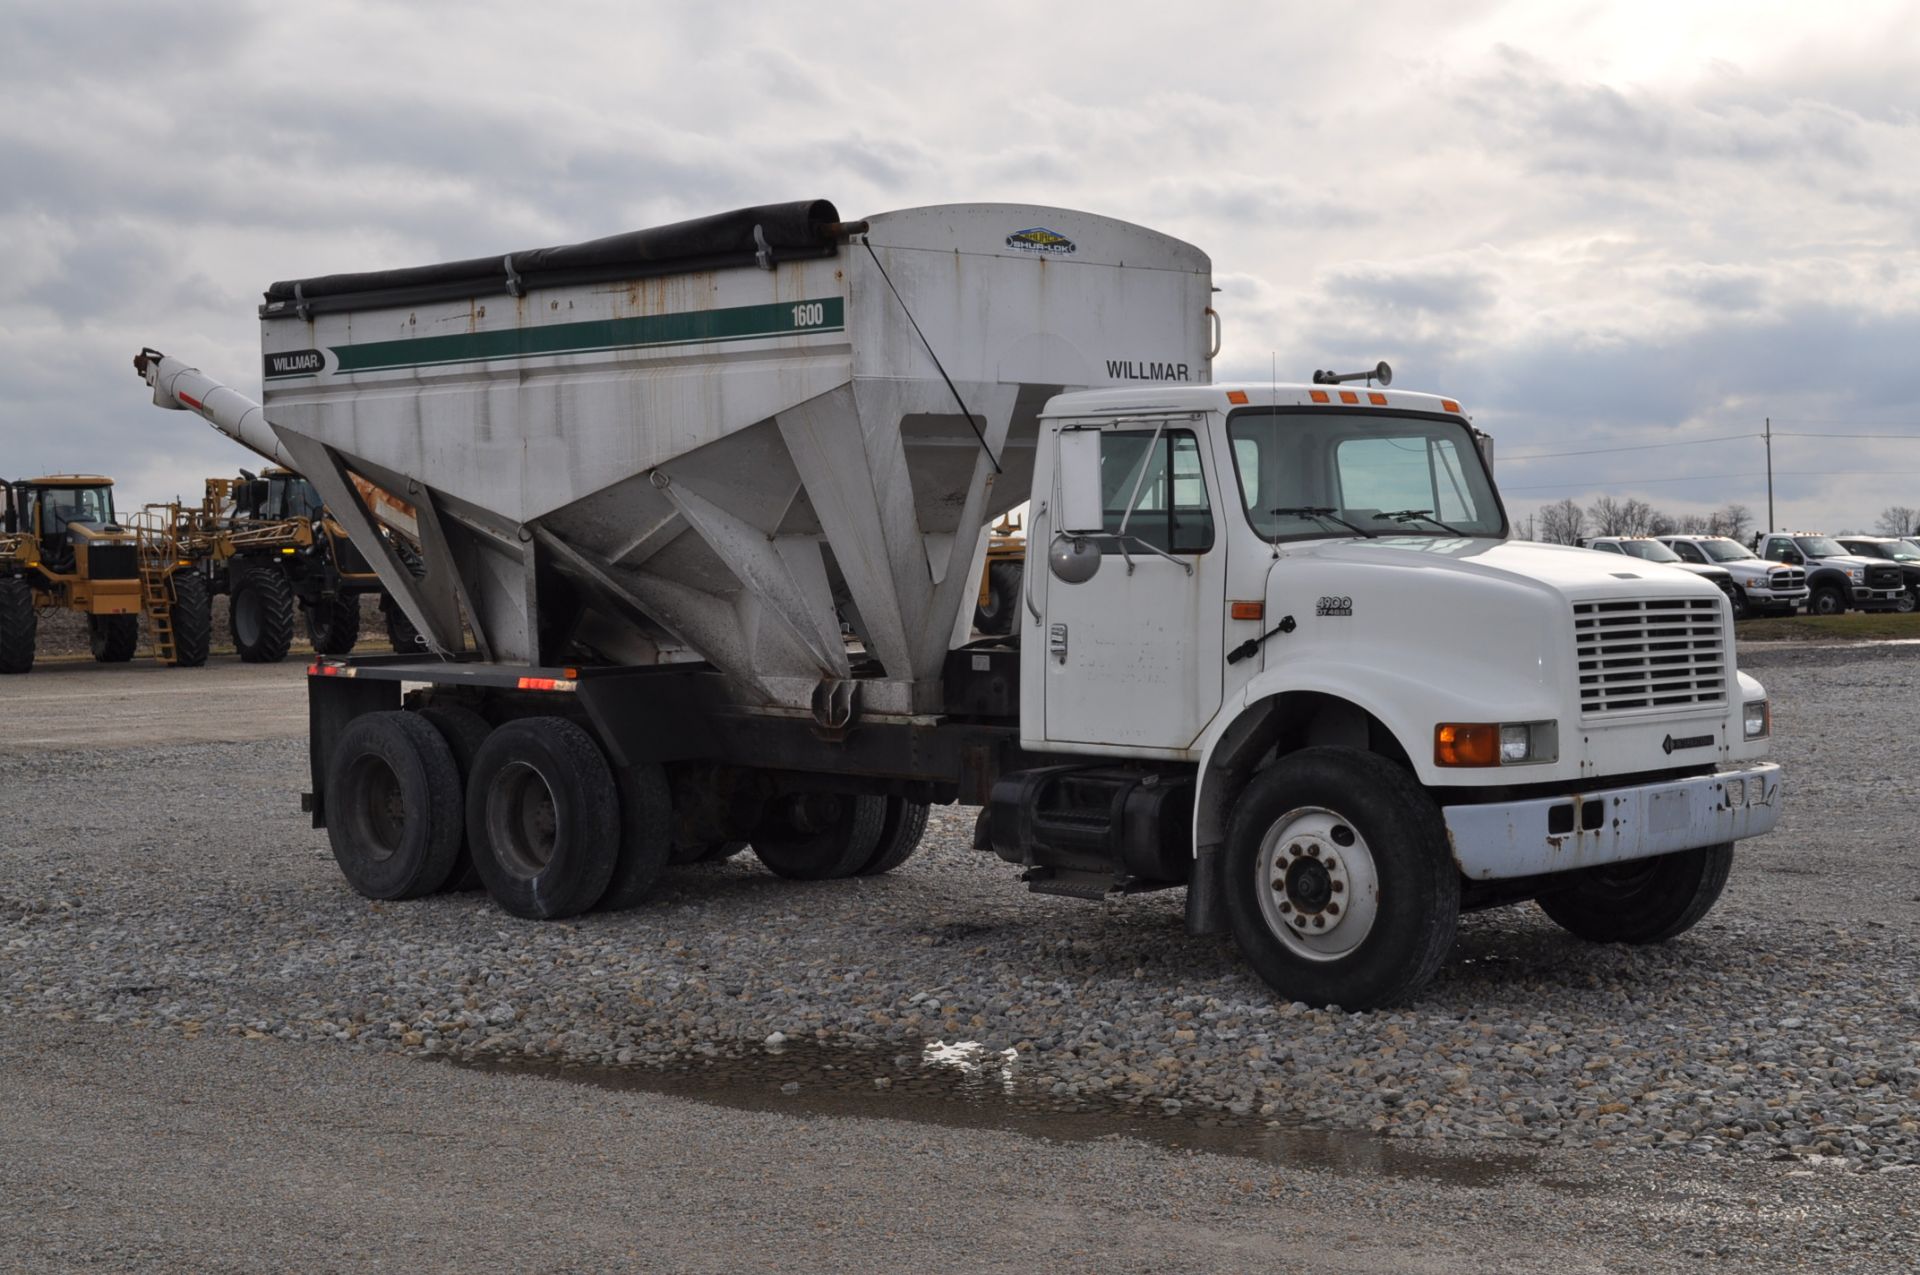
[1853,585,1905,607]
[1442,763,1782,880]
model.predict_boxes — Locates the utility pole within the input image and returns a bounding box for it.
[1764,416,1774,532]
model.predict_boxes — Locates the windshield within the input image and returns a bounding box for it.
[1696,539,1758,563]
[35,485,114,534]
[1796,537,1846,558]
[1226,410,1504,541]
[1616,540,1682,562]
[1859,542,1920,562]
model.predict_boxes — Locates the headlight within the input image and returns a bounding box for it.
[1435,720,1559,767]
[1846,566,1864,582]
[1743,699,1770,740]
[1746,576,1764,588]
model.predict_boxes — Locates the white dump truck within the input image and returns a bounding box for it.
[136,201,1782,1008]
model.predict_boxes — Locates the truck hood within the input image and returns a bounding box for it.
[1288,536,1726,601]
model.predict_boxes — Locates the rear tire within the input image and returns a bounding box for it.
[599,762,674,910]
[418,705,493,893]
[88,614,139,663]
[1224,747,1459,1010]
[752,794,887,881]
[466,717,620,920]
[859,798,930,876]
[0,577,38,674]
[324,711,464,900]
[169,571,212,667]
[306,595,361,655]
[1536,844,1733,944]
[230,564,295,663]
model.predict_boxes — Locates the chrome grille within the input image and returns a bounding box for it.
[1770,567,1805,589]
[1575,597,1727,716]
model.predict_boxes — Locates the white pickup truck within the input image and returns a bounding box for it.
[1757,532,1906,615]
[1583,536,1740,611]
[1657,535,1809,619]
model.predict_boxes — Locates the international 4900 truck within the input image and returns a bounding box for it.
[136,201,1782,1008]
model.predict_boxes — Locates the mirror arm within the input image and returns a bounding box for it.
[1114,419,1169,576]
[1079,531,1193,576]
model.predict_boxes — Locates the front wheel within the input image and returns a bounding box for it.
[306,595,362,655]
[1536,844,1732,944]
[169,571,212,667]
[1224,747,1459,1010]
[1727,587,1750,621]
[1898,589,1918,615]
[1809,584,1847,616]
[0,577,39,674]
[230,565,295,662]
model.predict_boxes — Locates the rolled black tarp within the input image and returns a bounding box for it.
[262,199,843,317]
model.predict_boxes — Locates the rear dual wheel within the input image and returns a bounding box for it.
[750,794,929,880]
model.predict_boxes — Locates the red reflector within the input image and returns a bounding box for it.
[178,391,203,410]
[518,677,556,691]
[1442,399,1461,413]
[1309,389,1330,403]
[1230,601,1263,621]
[1225,390,1249,405]
[1368,392,1388,405]
[1338,390,1359,404]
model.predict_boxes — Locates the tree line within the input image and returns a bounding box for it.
[1524,500,1920,545]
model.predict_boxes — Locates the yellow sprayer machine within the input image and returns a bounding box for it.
[0,475,211,674]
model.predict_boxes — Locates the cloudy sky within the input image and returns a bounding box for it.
[5,0,1918,535]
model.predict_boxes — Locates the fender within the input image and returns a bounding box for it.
[1804,565,1852,595]
[1189,656,1561,863]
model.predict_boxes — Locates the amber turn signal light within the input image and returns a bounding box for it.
[1434,723,1501,767]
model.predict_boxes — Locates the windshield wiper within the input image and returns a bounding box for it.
[1378,508,1468,536]
[1269,506,1375,538]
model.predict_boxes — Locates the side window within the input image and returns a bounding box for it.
[1591,541,1622,554]
[1764,539,1792,562]
[1099,429,1214,554]
[1671,541,1704,563]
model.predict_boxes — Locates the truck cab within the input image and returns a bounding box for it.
[1834,537,1920,610]
[1657,534,1807,618]
[0,475,147,672]
[1757,532,1904,615]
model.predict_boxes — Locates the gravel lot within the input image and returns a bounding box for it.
[3,643,1919,1269]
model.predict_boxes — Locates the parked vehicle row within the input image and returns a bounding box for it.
[1576,531,1920,618]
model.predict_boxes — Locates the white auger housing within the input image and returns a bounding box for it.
[176,202,1215,713]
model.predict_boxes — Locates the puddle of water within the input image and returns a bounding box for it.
[436,1037,1533,1190]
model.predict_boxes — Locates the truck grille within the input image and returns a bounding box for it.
[1574,597,1727,716]
[86,543,139,581]
[1770,567,1805,590]
[1866,564,1903,591]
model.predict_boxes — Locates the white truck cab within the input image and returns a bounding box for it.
[1757,532,1905,615]
[1657,534,1808,618]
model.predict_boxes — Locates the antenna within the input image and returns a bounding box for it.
[1312,361,1393,387]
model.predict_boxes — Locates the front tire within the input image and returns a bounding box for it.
[1727,587,1750,621]
[974,561,1023,636]
[230,564,295,663]
[88,614,139,663]
[306,595,361,655]
[466,717,620,919]
[1898,589,1918,615]
[0,577,39,674]
[1224,747,1459,1010]
[1809,583,1846,616]
[1536,844,1733,944]
[169,571,212,667]
[324,711,465,900]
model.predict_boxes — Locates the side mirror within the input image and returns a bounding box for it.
[1056,429,1105,534]
[1782,551,1802,565]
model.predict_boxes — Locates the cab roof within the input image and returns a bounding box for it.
[1042,382,1469,420]
[18,475,113,486]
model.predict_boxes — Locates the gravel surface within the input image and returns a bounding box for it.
[2,643,1919,1268]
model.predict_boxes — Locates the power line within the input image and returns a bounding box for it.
[1503,471,1764,492]
[1500,432,1756,462]
[1772,431,1920,440]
